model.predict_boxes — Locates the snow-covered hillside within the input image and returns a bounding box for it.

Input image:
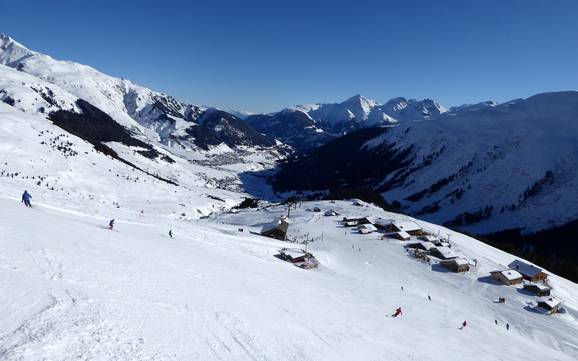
[0,197,576,360]
[0,34,287,214]
[245,94,446,151]
[273,91,578,237]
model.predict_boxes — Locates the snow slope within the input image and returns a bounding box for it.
[0,198,576,360]
[0,100,278,222]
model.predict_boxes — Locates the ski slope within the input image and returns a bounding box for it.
[0,198,576,360]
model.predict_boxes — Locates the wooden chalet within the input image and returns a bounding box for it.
[508,260,548,282]
[430,246,458,260]
[439,258,470,273]
[405,241,436,252]
[536,297,561,315]
[490,269,523,285]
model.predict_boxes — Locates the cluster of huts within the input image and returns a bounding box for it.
[490,259,561,314]
[258,203,563,315]
[338,216,472,273]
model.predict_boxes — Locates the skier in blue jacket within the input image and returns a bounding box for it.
[21,190,32,207]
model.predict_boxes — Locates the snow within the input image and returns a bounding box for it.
[509,260,544,278]
[363,91,578,235]
[392,221,422,233]
[492,269,524,281]
[358,223,377,233]
[1,199,577,360]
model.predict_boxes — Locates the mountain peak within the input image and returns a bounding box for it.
[342,94,378,107]
[0,33,36,65]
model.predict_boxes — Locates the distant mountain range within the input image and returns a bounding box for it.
[245,95,454,151]
[273,91,578,261]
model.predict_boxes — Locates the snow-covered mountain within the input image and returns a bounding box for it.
[0,34,274,151]
[245,94,447,151]
[1,33,577,361]
[0,34,287,216]
[273,91,578,244]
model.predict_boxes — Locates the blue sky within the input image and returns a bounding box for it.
[4,0,578,112]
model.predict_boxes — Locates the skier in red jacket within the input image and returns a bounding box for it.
[391,307,403,318]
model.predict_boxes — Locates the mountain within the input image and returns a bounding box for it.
[245,94,446,151]
[0,34,274,151]
[273,91,578,260]
[0,34,287,214]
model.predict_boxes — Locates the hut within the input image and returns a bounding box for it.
[340,216,374,227]
[405,241,436,252]
[358,224,378,234]
[430,246,458,260]
[490,269,523,285]
[376,220,424,236]
[261,217,289,240]
[536,297,561,315]
[274,249,319,269]
[439,258,470,272]
[384,231,411,241]
[523,284,551,296]
[508,260,548,282]
[418,235,443,245]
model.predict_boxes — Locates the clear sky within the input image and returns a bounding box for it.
[3,0,578,113]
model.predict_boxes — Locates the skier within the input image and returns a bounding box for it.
[21,190,32,207]
[391,307,403,318]
[108,219,115,230]
[506,323,510,330]
[460,320,467,329]
[169,229,173,238]
[400,286,404,291]
[428,295,432,301]
[495,319,498,325]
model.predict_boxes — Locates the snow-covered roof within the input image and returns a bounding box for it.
[453,258,469,266]
[538,297,561,309]
[525,283,551,291]
[492,269,523,281]
[261,218,288,233]
[417,241,436,251]
[508,260,543,278]
[388,231,411,239]
[432,246,457,259]
[393,221,422,233]
[419,235,439,243]
[373,218,395,226]
[358,224,377,233]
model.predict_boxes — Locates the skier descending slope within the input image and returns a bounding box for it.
[460,320,467,330]
[108,219,115,230]
[21,190,32,207]
[391,307,403,318]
